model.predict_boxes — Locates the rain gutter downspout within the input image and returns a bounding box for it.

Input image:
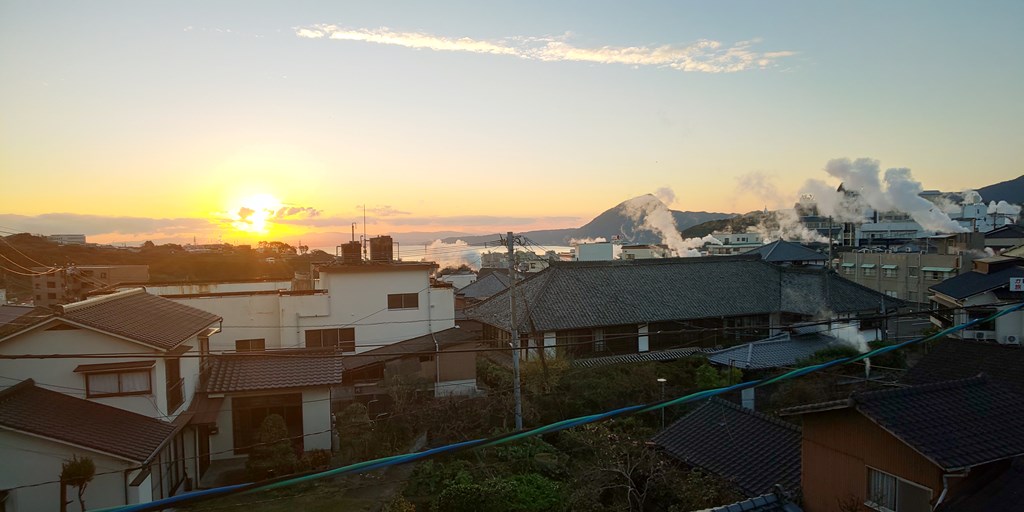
[933,468,969,510]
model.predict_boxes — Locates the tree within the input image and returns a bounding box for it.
[245,414,299,480]
[61,454,95,512]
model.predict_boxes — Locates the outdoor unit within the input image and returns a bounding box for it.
[974,331,987,340]
[1006,335,1020,344]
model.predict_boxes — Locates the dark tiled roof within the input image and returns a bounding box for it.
[701,493,803,512]
[60,288,220,350]
[984,224,1024,238]
[938,458,1024,512]
[746,240,827,263]
[458,272,511,300]
[340,327,480,371]
[707,333,836,370]
[929,264,1024,300]
[469,258,893,333]
[0,305,55,340]
[652,398,802,496]
[571,347,709,368]
[901,339,1024,396]
[202,353,344,393]
[0,379,174,462]
[853,375,1024,470]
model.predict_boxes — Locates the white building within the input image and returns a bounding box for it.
[929,256,1024,344]
[620,244,672,260]
[575,242,615,261]
[0,290,221,511]
[46,234,86,245]
[706,232,764,256]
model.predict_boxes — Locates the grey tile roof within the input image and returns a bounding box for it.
[745,240,827,263]
[469,257,894,333]
[700,493,803,512]
[707,333,837,370]
[901,339,1024,396]
[984,224,1024,238]
[853,375,1024,470]
[571,346,709,368]
[202,353,344,393]
[651,397,802,496]
[0,305,54,340]
[339,327,480,371]
[929,263,1024,300]
[60,288,221,350]
[0,379,175,462]
[458,272,511,300]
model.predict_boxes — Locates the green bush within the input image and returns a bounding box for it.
[431,473,566,512]
[245,414,299,480]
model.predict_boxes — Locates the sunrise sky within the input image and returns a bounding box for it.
[1,1,1022,246]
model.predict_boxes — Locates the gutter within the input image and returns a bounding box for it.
[933,469,969,510]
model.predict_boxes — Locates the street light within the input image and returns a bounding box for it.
[657,378,667,429]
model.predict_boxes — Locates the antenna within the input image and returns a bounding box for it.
[363,205,367,260]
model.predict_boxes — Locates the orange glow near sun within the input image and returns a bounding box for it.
[230,193,283,234]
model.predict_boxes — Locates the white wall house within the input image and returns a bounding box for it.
[929,256,1024,344]
[0,290,222,511]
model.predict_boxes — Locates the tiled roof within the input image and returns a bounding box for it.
[938,457,1024,512]
[202,353,344,393]
[854,375,1024,470]
[0,305,55,340]
[458,272,511,300]
[469,258,894,333]
[340,327,480,371]
[571,347,709,368]
[984,224,1024,239]
[929,264,1024,300]
[901,339,1024,396]
[0,379,175,462]
[651,398,802,496]
[699,493,803,512]
[706,333,837,370]
[745,240,827,263]
[59,288,221,350]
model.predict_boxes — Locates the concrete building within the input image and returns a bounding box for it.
[928,255,1024,344]
[706,232,764,256]
[31,264,150,308]
[45,233,86,245]
[620,244,672,259]
[837,251,963,303]
[574,242,615,261]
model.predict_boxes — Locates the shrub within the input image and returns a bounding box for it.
[245,414,299,480]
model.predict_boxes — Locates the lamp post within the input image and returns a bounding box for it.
[657,378,667,429]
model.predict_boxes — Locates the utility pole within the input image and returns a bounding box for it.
[506,231,524,430]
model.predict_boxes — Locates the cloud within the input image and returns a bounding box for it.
[654,187,676,206]
[295,25,796,73]
[0,213,217,237]
[364,205,410,217]
[734,171,782,208]
[274,206,321,219]
[237,207,256,221]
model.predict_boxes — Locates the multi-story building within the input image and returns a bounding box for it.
[928,255,1024,344]
[45,233,86,245]
[620,244,672,259]
[31,265,150,308]
[837,251,963,304]
[706,232,764,256]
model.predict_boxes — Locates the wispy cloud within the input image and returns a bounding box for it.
[295,25,796,73]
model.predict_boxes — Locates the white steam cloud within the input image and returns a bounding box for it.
[621,193,720,257]
[801,158,967,233]
[421,239,479,269]
[832,323,871,378]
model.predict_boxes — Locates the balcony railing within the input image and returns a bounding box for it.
[167,378,185,414]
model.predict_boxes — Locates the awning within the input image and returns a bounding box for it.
[189,395,225,425]
[922,267,954,272]
[841,263,855,267]
[881,265,898,269]
[860,264,876,268]
[74,360,156,373]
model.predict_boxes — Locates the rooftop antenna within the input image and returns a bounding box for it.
[363,205,368,260]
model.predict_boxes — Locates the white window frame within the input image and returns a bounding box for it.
[865,466,932,512]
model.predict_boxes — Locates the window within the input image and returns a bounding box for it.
[46,282,55,288]
[387,293,419,310]
[885,290,898,298]
[305,328,355,352]
[863,267,877,277]
[85,370,152,397]
[883,267,897,278]
[866,467,932,512]
[908,266,919,277]
[235,338,266,352]
[47,293,57,299]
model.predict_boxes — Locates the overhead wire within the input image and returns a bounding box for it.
[92,301,1024,512]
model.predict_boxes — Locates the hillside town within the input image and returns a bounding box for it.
[2,181,1023,512]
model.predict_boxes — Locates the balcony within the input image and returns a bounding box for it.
[167,377,185,414]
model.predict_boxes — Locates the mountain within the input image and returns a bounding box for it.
[441,195,736,246]
[977,175,1024,204]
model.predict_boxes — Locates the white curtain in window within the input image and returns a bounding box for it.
[88,373,119,394]
[868,469,897,510]
[121,371,150,393]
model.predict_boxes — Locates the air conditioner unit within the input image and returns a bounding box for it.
[1007,335,1020,344]
[974,331,987,340]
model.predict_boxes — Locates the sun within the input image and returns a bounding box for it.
[230,193,283,234]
